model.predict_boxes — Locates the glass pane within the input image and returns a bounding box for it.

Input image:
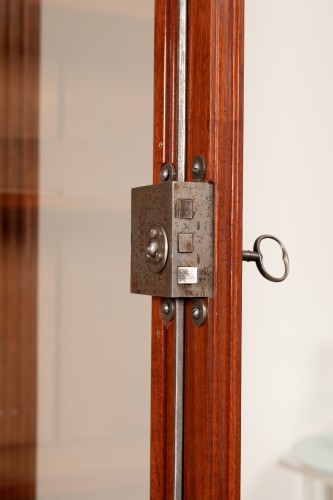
[243,1,333,499]
[37,1,154,498]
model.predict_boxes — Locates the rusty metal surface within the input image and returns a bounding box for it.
[131,181,214,298]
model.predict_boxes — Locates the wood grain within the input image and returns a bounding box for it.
[150,0,244,497]
[0,0,40,498]
[150,0,178,498]
[184,0,244,498]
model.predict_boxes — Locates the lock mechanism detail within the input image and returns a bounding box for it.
[131,181,214,298]
[145,224,168,274]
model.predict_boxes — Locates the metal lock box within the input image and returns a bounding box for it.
[131,181,214,298]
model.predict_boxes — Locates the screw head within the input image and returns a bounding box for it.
[150,228,158,239]
[191,307,200,320]
[191,299,207,327]
[161,299,174,322]
[160,167,169,181]
[147,241,158,259]
[191,156,207,181]
[156,251,164,262]
[145,225,168,274]
[162,303,170,315]
[160,163,176,183]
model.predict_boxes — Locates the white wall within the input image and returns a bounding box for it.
[243,1,333,499]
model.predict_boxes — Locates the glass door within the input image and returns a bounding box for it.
[38,1,154,498]
[0,1,154,498]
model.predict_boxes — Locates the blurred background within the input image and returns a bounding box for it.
[38,1,153,498]
[243,1,333,499]
[0,0,333,498]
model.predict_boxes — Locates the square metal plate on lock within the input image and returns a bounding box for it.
[131,181,214,298]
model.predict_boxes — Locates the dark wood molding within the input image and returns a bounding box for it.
[0,0,40,497]
[184,0,244,498]
[151,0,178,497]
[150,0,244,498]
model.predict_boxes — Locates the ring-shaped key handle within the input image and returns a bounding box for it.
[243,234,289,283]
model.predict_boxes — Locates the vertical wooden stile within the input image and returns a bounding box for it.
[150,0,244,498]
[151,0,178,497]
[184,1,244,498]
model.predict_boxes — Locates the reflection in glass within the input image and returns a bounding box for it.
[38,1,154,498]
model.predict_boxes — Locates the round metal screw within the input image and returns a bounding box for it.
[145,224,168,274]
[161,299,175,322]
[191,299,207,327]
[159,163,176,183]
[191,155,207,181]
[162,303,170,315]
[191,307,200,320]
[161,167,169,181]
[192,164,200,175]
[147,241,158,259]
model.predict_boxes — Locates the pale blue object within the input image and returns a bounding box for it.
[291,435,333,475]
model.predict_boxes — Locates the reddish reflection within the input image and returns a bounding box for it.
[0,0,40,498]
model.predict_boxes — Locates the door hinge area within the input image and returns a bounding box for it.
[131,179,214,298]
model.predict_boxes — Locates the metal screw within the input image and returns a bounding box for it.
[145,224,168,274]
[191,156,207,181]
[161,299,175,322]
[191,307,200,320]
[160,163,176,183]
[192,164,200,175]
[191,299,207,326]
[162,303,170,315]
[158,140,163,149]
[161,167,169,181]
[147,241,158,259]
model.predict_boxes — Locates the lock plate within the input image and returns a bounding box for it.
[131,181,214,298]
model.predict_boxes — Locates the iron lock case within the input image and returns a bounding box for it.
[131,181,214,298]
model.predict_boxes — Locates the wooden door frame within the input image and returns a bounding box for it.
[151,0,244,498]
[0,0,243,497]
